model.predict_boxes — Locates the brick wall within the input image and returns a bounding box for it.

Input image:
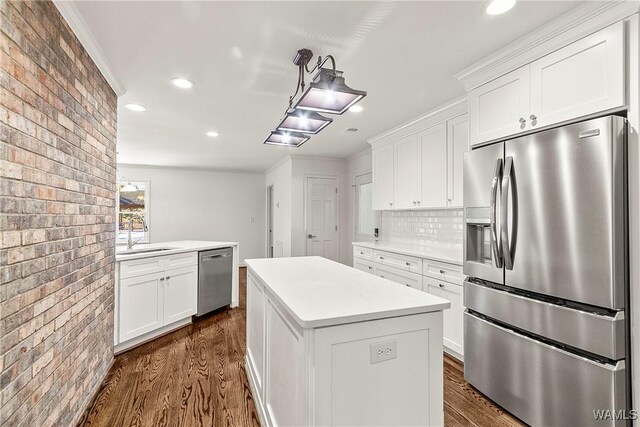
[0,0,117,425]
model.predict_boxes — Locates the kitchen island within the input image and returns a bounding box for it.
[245,256,450,427]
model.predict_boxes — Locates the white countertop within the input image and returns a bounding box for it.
[352,241,463,265]
[245,256,450,328]
[116,240,238,262]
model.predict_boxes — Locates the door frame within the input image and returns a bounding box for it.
[266,185,274,258]
[303,174,340,260]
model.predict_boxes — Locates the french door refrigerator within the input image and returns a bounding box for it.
[463,115,630,427]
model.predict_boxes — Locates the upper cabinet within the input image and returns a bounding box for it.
[468,21,625,146]
[372,143,395,210]
[369,100,469,211]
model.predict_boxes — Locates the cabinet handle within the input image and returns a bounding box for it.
[380,275,385,278]
[417,201,421,206]
[406,262,411,266]
[519,117,526,124]
[439,269,445,274]
[160,277,165,281]
[166,276,170,280]
[530,114,537,121]
[360,251,364,255]
[368,266,373,270]
[447,197,452,203]
[405,284,410,287]
[439,283,445,288]
[388,202,393,207]
[379,256,384,260]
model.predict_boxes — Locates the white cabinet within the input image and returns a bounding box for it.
[424,277,464,356]
[372,143,395,210]
[529,21,624,129]
[468,66,530,145]
[119,273,164,342]
[163,266,198,324]
[353,244,463,358]
[117,252,198,350]
[394,135,420,209]
[446,114,469,208]
[418,123,447,208]
[469,21,625,146]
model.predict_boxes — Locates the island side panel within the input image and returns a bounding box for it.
[312,312,445,427]
[231,245,240,308]
[245,270,267,425]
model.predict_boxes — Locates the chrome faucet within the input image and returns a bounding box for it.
[127,216,148,250]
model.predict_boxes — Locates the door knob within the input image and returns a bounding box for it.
[439,283,445,288]
[307,234,317,238]
[530,114,537,121]
[519,118,526,124]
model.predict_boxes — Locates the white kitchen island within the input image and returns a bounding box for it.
[245,256,450,427]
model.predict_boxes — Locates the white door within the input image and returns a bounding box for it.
[468,65,530,146]
[372,144,395,210]
[163,266,197,324]
[424,277,464,356]
[394,135,420,209]
[447,114,469,208]
[529,21,624,130]
[119,273,163,342]
[306,177,338,261]
[419,122,447,208]
[354,173,376,242]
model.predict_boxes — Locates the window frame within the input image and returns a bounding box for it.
[116,180,150,245]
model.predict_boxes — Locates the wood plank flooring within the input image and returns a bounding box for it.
[80,267,525,427]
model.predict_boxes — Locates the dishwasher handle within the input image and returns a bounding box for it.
[202,253,230,260]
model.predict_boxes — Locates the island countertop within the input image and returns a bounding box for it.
[245,256,450,328]
[115,240,238,262]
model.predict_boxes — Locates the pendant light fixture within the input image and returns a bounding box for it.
[263,48,366,147]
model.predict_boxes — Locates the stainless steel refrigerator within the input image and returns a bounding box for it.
[463,115,630,427]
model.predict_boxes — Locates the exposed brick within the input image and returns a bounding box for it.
[0,1,116,425]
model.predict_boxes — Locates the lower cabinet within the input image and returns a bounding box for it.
[353,245,464,358]
[116,252,198,350]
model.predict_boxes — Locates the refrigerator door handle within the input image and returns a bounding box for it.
[490,158,503,268]
[501,156,514,270]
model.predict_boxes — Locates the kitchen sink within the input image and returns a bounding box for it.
[116,247,176,255]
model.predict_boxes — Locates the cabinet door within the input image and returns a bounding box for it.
[419,123,447,208]
[247,274,266,397]
[163,265,197,324]
[468,66,530,146]
[394,135,420,209]
[119,273,163,342]
[372,144,395,210]
[530,21,624,129]
[447,114,469,208]
[424,277,463,356]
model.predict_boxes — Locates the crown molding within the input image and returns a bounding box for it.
[53,0,126,96]
[118,163,265,175]
[367,96,467,148]
[456,1,640,91]
[289,154,347,163]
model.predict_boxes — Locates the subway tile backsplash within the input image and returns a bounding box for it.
[381,209,463,245]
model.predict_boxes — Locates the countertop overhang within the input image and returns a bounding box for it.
[115,240,238,262]
[245,256,450,328]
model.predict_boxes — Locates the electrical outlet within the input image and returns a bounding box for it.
[370,339,397,364]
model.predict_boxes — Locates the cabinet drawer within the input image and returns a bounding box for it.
[353,246,374,261]
[166,252,198,269]
[374,250,422,274]
[375,264,422,291]
[424,276,464,355]
[424,259,463,284]
[120,256,165,279]
[353,258,375,274]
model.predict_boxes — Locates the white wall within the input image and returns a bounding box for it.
[117,164,266,262]
[290,156,349,264]
[265,158,292,258]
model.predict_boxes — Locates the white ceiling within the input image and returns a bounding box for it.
[71,1,584,172]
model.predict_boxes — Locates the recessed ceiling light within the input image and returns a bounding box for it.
[486,0,516,15]
[124,103,146,112]
[349,105,363,113]
[171,78,194,89]
[206,131,219,138]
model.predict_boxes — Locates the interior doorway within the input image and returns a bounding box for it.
[354,173,375,241]
[266,185,274,258]
[305,176,338,261]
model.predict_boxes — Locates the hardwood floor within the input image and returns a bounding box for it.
[81,267,524,427]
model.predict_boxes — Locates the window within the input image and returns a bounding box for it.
[117,181,149,244]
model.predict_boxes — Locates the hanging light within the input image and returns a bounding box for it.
[262,48,367,148]
[292,68,367,115]
[263,130,310,147]
[276,109,332,134]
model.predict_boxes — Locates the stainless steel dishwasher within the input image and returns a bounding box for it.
[197,247,233,316]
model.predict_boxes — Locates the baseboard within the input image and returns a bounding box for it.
[114,317,192,355]
[444,346,464,362]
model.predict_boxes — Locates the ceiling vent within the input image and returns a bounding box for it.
[343,127,359,134]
